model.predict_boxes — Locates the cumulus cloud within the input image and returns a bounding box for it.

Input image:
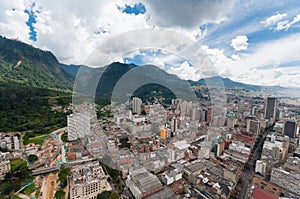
[230,35,249,51]
[143,0,236,29]
[0,0,30,43]
[261,13,288,27]
[167,61,199,81]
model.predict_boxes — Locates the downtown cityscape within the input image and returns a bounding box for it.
[1,0,300,199]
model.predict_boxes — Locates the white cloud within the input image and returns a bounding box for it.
[167,61,199,81]
[231,54,240,61]
[0,0,30,43]
[275,20,290,31]
[261,13,300,31]
[230,35,249,51]
[275,14,300,30]
[261,13,288,27]
[235,32,300,69]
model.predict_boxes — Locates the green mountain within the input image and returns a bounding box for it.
[63,62,194,103]
[0,36,73,90]
[0,36,74,133]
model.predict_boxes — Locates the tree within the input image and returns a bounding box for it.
[97,191,111,199]
[110,192,119,199]
[58,167,70,184]
[55,189,65,199]
[27,154,38,164]
[61,132,68,142]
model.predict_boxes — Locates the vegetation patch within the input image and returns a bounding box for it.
[22,183,35,196]
[23,136,45,145]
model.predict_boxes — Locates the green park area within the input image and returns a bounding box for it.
[23,136,45,145]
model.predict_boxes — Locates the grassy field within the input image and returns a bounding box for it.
[24,136,45,145]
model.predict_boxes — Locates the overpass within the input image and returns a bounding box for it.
[32,166,59,176]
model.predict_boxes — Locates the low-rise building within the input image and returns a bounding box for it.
[250,187,279,199]
[270,167,300,197]
[160,168,182,185]
[224,165,238,183]
[0,159,10,179]
[70,161,112,199]
[126,167,163,199]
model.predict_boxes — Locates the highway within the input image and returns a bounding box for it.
[32,166,59,176]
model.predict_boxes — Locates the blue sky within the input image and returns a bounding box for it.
[24,2,37,41]
[0,0,300,87]
[119,2,146,15]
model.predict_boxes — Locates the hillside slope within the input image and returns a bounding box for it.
[0,36,73,90]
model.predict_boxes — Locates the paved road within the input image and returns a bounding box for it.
[236,128,268,199]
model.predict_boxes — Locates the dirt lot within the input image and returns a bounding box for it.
[46,173,56,199]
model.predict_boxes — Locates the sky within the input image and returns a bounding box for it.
[1,0,300,87]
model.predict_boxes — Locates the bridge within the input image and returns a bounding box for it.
[32,166,59,176]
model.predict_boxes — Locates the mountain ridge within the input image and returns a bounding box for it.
[0,36,73,91]
[0,36,296,95]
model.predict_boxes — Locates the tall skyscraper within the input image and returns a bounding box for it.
[264,97,277,120]
[132,97,142,115]
[284,120,297,139]
[67,102,95,141]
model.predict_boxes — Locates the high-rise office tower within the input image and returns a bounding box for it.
[284,120,297,139]
[264,97,277,120]
[132,97,142,115]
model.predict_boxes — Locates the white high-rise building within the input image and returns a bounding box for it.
[132,97,142,115]
[68,102,96,141]
[68,111,91,141]
[13,136,19,151]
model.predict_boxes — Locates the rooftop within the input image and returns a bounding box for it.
[129,167,163,193]
[251,187,279,199]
